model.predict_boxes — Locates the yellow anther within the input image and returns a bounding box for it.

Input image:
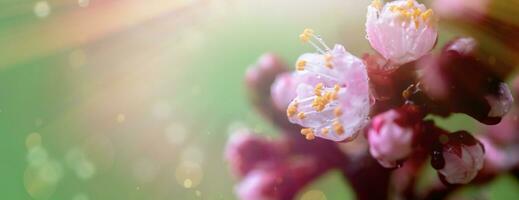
[333,120,345,135]
[334,84,341,92]
[305,132,315,140]
[287,102,298,117]
[299,28,315,42]
[321,128,329,136]
[389,5,398,12]
[301,128,312,135]
[296,60,306,71]
[314,83,324,96]
[406,0,414,8]
[297,112,306,119]
[301,128,315,140]
[299,34,310,42]
[421,9,433,21]
[371,0,382,10]
[323,92,333,101]
[312,96,329,112]
[324,54,333,68]
[334,107,343,117]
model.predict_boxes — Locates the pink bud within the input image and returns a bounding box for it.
[433,131,485,184]
[419,37,514,125]
[225,132,287,177]
[235,158,320,200]
[368,105,423,168]
[245,53,287,108]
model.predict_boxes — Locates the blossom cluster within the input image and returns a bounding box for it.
[224,0,519,199]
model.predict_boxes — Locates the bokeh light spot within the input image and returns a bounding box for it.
[65,148,96,180]
[183,179,193,188]
[33,1,51,18]
[151,100,173,120]
[116,114,126,123]
[175,161,203,189]
[26,132,42,150]
[165,122,188,145]
[78,0,90,8]
[27,146,49,167]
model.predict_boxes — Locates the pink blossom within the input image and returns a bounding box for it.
[366,0,438,66]
[368,106,422,168]
[286,31,371,142]
[435,132,485,184]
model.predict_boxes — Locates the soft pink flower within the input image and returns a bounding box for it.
[368,106,422,168]
[366,0,438,66]
[286,34,371,142]
[436,132,485,184]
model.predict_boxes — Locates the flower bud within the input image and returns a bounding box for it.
[246,53,287,103]
[432,131,485,184]
[235,158,320,200]
[225,132,287,177]
[419,37,514,125]
[368,105,424,168]
[366,0,438,66]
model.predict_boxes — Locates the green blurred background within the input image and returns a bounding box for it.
[0,0,518,199]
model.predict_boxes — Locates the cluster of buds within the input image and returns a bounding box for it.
[225,0,518,199]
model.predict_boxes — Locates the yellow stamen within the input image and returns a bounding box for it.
[314,83,324,96]
[296,60,306,71]
[323,92,333,101]
[297,112,306,119]
[334,107,343,117]
[333,120,345,135]
[301,128,315,140]
[299,28,314,42]
[421,9,433,21]
[305,133,315,140]
[406,0,414,8]
[312,96,329,112]
[321,128,329,136]
[324,54,333,68]
[371,0,382,10]
[287,102,298,117]
[301,128,312,135]
[334,84,340,92]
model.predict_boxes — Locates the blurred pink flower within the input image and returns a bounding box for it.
[433,0,489,21]
[366,0,438,66]
[235,158,319,200]
[225,131,287,177]
[286,38,371,142]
